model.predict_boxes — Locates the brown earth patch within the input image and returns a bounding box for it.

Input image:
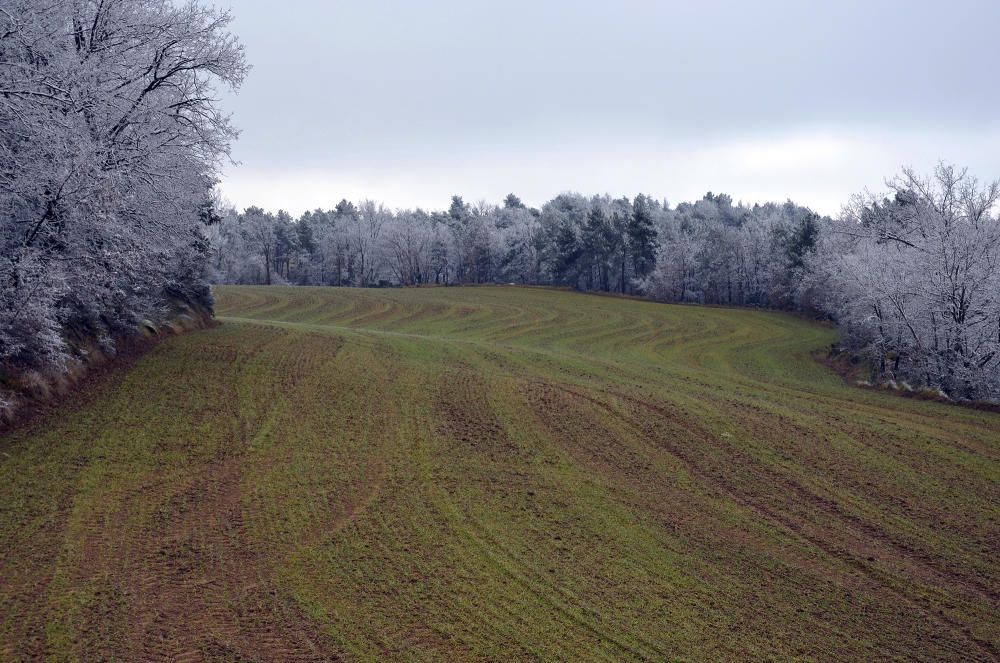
[116,458,337,662]
[434,369,518,458]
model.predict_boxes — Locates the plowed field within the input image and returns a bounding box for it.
[2,286,997,661]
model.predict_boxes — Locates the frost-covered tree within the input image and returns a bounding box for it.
[807,165,1000,400]
[238,207,278,285]
[638,195,823,306]
[495,203,542,284]
[353,200,390,285]
[382,209,433,285]
[1,0,246,370]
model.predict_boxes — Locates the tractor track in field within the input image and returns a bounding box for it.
[429,368,671,661]
[4,286,999,661]
[89,330,342,661]
[530,380,999,660]
[127,457,335,662]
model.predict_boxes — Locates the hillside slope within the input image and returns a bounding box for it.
[1,286,997,661]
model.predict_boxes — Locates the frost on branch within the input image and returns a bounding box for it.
[0,0,247,372]
[805,165,1000,401]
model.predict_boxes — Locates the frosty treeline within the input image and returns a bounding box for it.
[213,166,1000,401]
[0,0,245,373]
[210,192,817,306]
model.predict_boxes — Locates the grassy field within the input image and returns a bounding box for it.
[1,285,997,661]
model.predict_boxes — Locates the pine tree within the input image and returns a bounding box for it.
[629,194,659,280]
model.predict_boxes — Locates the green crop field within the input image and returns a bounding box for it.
[1,285,997,661]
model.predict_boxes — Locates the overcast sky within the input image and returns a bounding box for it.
[217,0,1000,216]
